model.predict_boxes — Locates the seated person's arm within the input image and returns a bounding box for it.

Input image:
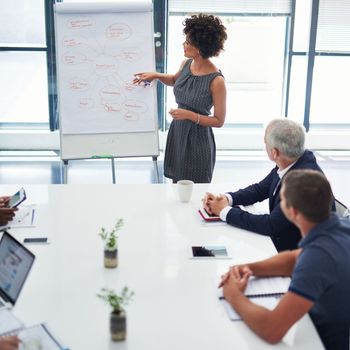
[219,249,301,287]
[207,169,277,218]
[207,184,268,216]
[227,169,276,207]
[204,169,276,216]
[218,201,297,245]
[222,268,313,344]
[246,249,301,277]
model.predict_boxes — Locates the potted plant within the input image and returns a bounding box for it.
[97,286,134,341]
[99,218,123,268]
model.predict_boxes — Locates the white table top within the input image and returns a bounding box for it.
[2,184,324,350]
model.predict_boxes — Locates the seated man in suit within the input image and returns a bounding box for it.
[220,170,350,350]
[203,119,329,251]
[0,196,17,226]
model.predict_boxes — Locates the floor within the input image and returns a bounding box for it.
[0,150,349,204]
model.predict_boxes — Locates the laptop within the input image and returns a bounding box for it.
[0,231,35,309]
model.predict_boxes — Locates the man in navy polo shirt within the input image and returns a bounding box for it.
[220,169,350,350]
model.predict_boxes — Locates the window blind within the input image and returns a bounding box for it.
[316,0,350,52]
[169,0,292,15]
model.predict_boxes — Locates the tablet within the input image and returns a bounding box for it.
[191,245,231,259]
[198,208,221,222]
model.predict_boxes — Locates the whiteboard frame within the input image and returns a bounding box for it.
[54,1,159,161]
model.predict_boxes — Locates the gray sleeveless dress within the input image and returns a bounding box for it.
[164,59,223,183]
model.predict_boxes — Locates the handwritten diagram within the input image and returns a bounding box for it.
[56,12,156,134]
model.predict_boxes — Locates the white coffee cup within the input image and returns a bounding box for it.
[177,180,194,203]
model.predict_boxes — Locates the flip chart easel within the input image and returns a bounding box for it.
[54,1,159,183]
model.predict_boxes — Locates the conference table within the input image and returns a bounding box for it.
[3,184,324,350]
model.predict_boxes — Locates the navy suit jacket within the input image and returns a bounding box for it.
[226,150,329,251]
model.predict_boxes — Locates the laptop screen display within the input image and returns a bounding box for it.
[0,232,35,305]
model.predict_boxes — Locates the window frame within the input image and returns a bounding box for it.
[161,0,350,132]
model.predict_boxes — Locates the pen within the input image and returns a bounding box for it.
[31,208,35,225]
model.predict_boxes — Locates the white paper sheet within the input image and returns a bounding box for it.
[0,205,37,231]
[0,309,23,334]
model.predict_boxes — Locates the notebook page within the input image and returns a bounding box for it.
[244,276,290,297]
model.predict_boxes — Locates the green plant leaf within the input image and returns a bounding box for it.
[97,286,134,313]
[99,219,124,249]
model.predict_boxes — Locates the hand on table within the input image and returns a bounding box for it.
[205,193,229,216]
[218,265,252,288]
[0,336,20,350]
[202,192,215,214]
[222,266,252,302]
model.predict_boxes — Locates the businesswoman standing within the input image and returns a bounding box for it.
[134,14,227,183]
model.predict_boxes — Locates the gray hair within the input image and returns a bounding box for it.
[265,119,305,158]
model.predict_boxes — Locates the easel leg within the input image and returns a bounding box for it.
[111,158,116,184]
[152,156,160,184]
[62,160,68,184]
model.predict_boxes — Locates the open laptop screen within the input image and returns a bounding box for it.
[0,232,35,305]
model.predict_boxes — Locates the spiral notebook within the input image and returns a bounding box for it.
[219,276,290,321]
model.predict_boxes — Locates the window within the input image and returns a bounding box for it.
[167,0,292,128]
[286,56,308,125]
[166,0,350,132]
[0,0,53,128]
[288,0,350,129]
[167,15,287,127]
[1,0,349,138]
[309,0,350,128]
[310,56,350,125]
[0,1,45,45]
[0,52,49,124]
